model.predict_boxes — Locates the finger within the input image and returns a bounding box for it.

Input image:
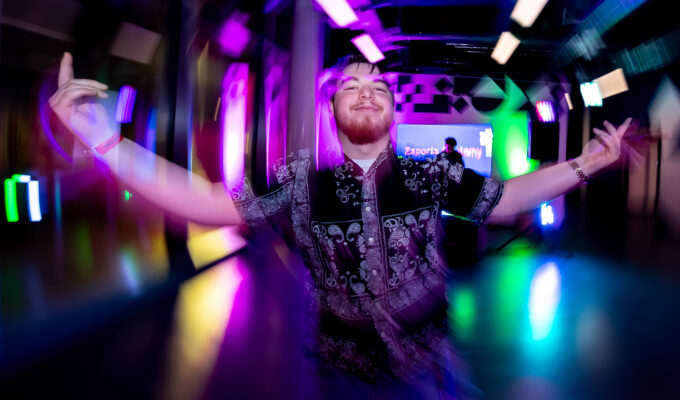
[69,79,108,90]
[618,117,633,137]
[603,120,617,135]
[55,87,102,108]
[50,84,107,108]
[58,52,73,88]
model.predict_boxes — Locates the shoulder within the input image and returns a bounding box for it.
[272,149,311,185]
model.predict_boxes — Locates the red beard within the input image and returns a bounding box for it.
[336,111,391,145]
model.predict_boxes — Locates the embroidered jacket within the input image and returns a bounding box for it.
[231,145,503,382]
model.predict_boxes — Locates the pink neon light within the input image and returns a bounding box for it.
[218,14,251,57]
[351,33,385,63]
[221,63,249,192]
[315,0,358,27]
[115,85,137,123]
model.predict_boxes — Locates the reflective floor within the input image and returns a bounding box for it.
[1,217,680,400]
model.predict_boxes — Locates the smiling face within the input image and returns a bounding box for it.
[330,63,394,145]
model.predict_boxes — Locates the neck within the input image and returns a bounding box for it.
[338,132,390,160]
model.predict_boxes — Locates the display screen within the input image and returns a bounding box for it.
[396,123,494,177]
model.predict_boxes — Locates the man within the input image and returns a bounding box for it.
[442,137,464,167]
[50,52,631,399]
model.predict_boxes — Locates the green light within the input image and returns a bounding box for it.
[124,190,132,201]
[449,286,476,342]
[74,223,94,276]
[4,178,19,222]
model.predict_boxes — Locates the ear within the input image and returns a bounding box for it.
[329,99,335,115]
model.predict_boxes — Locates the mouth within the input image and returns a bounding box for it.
[353,105,380,112]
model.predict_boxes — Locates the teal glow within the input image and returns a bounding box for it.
[529,262,562,341]
[124,190,132,201]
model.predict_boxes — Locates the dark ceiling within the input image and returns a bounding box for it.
[326,0,676,80]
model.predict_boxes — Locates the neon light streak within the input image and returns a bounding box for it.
[580,81,603,107]
[221,63,249,190]
[351,33,385,63]
[315,0,358,27]
[536,101,555,123]
[4,178,18,222]
[540,203,554,225]
[28,180,42,222]
[529,262,561,341]
[491,32,520,65]
[511,0,550,28]
[115,85,137,123]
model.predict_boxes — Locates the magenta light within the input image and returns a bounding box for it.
[351,33,385,63]
[115,85,137,123]
[536,100,556,123]
[315,0,358,27]
[218,15,251,57]
[221,63,249,192]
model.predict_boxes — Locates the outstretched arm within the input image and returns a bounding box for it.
[50,52,241,226]
[487,118,632,221]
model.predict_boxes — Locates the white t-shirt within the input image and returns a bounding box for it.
[352,158,376,173]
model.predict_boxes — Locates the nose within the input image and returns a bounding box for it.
[358,85,374,100]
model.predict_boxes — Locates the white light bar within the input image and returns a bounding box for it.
[511,0,550,28]
[491,32,520,65]
[564,92,573,110]
[580,82,603,107]
[594,68,629,99]
[351,33,385,63]
[28,180,42,222]
[315,0,359,27]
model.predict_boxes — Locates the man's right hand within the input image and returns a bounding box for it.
[49,52,116,150]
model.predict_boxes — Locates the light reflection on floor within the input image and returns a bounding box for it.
[2,230,680,400]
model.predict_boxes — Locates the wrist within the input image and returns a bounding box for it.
[93,130,122,156]
[569,157,592,184]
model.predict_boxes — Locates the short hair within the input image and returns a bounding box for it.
[445,137,457,147]
[327,53,394,105]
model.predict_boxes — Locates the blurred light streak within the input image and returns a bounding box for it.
[4,178,19,222]
[74,223,94,276]
[450,286,476,342]
[491,32,520,65]
[120,248,141,295]
[510,149,530,176]
[540,203,554,226]
[221,63,249,191]
[162,258,244,400]
[28,181,42,222]
[511,0,549,28]
[115,85,137,123]
[613,30,680,77]
[594,69,628,99]
[564,92,573,110]
[316,68,344,171]
[529,262,561,341]
[580,82,602,107]
[145,108,157,153]
[315,0,358,27]
[13,174,30,183]
[536,101,555,123]
[351,33,385,63]
[124,190,132,201]
[218,14,251,57]
[264,58,288,188]
[557,0,647,65]
[187,225,247,268]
